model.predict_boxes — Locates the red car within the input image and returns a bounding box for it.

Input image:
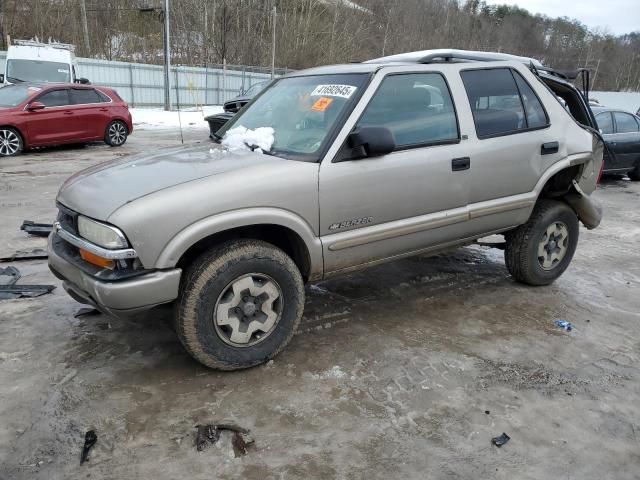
[0,83,132,157]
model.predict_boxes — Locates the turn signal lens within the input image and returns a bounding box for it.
[79,248,115,270]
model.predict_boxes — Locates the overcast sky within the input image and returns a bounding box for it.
[484,0,639,35]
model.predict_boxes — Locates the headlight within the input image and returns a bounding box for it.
[77,216,128,249]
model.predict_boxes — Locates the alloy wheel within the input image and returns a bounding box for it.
[0,129,20,156]
[213,273,283,347]
[537,221,569,270]
[108,122,127,145]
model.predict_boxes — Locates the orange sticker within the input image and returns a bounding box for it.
[311,97,333,112]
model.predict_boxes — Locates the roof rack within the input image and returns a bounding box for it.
[13,39,76,52]
[365,49,545,69]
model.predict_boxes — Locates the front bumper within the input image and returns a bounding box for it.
[48,231,181,317]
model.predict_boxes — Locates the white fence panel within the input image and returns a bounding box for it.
[0,51,286,108]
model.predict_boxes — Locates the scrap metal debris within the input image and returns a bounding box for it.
[491,432,511,447]
[0,266,55,300]
[195,423,254,457]
[554,319,573,331]
[0,266,21,285]
[0,248,48,262]
[20,220,53,237]
[80,430,97,465]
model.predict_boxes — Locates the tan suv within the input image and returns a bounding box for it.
[48,50,604,370]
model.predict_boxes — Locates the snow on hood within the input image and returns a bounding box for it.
[221,125,274,153]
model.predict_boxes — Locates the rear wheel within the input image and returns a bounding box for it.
[105,121,128,146]
[175,239,305,370]
[505,199,579,286]
[0,128,23,157]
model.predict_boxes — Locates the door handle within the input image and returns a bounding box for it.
[541,141,559,155]
[63,111,73,115]
[451,157,470,171]
[99,108,108,112]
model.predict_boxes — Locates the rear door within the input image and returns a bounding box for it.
[69,88,109,139]
[460,67,556,228]
[611,111,640,170]
[26,88,79,145]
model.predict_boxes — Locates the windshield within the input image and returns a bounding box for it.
[6,59,71,83]
[217,73,369,161]
[244,81,269,97]
[0,84,41,106]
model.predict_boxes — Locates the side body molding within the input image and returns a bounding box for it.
[154,207,324,280]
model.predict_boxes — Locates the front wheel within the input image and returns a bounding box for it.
[175,240,305,370]
[505,199,579,286]
[0,127,23,157]
[628,163,640,181]
[105,120,128,146]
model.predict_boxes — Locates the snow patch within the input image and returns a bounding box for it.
[304,365,347,380]
[221,125,274,153]
[131,106,223,130]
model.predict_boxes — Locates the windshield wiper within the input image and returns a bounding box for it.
[6,76,25,83]
[243,141,276,155]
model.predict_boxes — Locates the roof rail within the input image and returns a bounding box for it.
[13,39,76,52]
[365,49,545,69]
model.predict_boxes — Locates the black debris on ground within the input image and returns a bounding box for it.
[0,266,55,300]
[80,430,97,465]
[0,248,49,262]
[74,307,101,318]
[491,433,511,447]
[20,220,53,237]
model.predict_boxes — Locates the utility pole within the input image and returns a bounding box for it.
[79,0,90,54]
[271,6,276,78]
[163,0,172,111]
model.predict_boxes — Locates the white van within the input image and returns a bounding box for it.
[1,40,88,85]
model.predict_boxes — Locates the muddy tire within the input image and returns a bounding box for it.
[105,120,128,146]
[505,199,579,286]
[628,163,640,181]
[175,239,305,370]
[0,127,23,157]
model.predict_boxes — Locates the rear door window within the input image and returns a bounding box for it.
[596,112,614,134]
[38,89,71,107]
[461,68,548,138]
[71,88,102,105]
[613,112,640,133]
[356,73,459,148]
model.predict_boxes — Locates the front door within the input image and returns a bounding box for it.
[319,72,470,274]
[26,88,80,145]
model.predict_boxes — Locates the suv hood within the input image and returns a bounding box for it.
[57,143,289,220]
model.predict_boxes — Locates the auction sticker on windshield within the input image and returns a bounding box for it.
[311,84,357,98]
[311,97,334,112]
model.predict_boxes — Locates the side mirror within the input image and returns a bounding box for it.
[27,101,46,111]
[0,74,4,83]
[78,77,90,85]
[340,126,396,161]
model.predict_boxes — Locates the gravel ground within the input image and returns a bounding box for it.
[0,130,638,479]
